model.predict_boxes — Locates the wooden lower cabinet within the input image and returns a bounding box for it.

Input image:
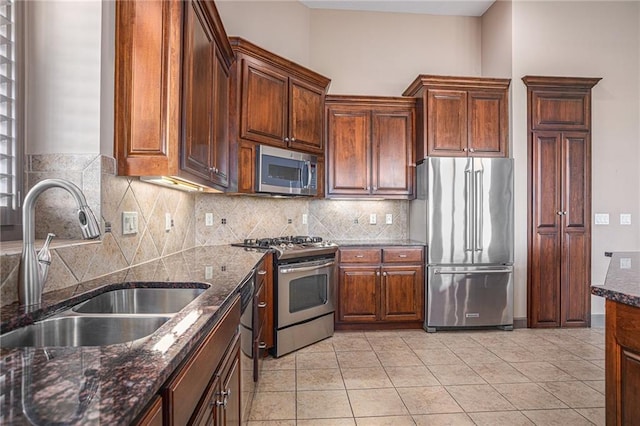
[337,247,424,329]
[134,396,163,426]
[163,296,241,425]
[605,299,640,425]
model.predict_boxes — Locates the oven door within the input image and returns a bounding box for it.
[277,258,335,328]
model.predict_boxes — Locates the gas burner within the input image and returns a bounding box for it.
[232,235,337,259]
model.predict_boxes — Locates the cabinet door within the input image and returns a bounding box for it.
[326,108,371,196]
[212,45,230,187]
[114,0,181,176]
[468,90,507,157]
[381,265,423,322]
[529,132,563,328]
[427,89,467,156]
[182,0,215,181]
[560,132,590,327]
[218,340,241,426]
[240,59,288,147]
[289,77,325,153]
[372,109,413,196]
[338,265,379,322]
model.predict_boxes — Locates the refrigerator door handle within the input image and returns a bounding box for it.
[465,169,473,252]
[475,170,483,252]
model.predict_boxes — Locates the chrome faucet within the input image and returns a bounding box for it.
[19,178,101,310]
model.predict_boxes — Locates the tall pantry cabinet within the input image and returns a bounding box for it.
[523,76,601,328]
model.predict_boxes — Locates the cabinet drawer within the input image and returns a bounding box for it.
[164,296,240,426]
[382,247,423,263]
[340,248,382,263]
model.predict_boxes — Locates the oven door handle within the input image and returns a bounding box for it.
[279,261,335,274]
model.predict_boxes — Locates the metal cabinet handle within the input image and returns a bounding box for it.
[258,342,267,349]
[257,270,267,275]
[557,211,567,216]
[257,301,267,308]
[376,271,380,276]
[291,137,296,142]
[373,186,377,191]
[469,148,475,153]
[463,148,468,152]
[355,255,364,258]
[398,254,407,258]
[284,137,290,142]
[383,272,387,276]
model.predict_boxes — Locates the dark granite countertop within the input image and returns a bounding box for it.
[334,239,426,247]
[591,252,640,308]
[0,245,266,425]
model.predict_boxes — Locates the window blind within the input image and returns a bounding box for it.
[0,0,21,240]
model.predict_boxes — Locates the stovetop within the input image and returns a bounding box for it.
[232,236,338,260]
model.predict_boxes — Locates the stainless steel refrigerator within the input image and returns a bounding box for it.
[409,157,514,332]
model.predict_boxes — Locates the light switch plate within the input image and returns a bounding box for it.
[620,213,632,225]
[385,213,393,224]
[205,266,213,279]
[594,213,609,225]
[302,214,308,225]
[122,212,138,235]
[205,213,214,226]
[369,213,377,225]
[165,213,172,232]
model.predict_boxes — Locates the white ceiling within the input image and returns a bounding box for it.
[298,0,496,17]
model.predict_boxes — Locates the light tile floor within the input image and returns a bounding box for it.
[248,327,606,426]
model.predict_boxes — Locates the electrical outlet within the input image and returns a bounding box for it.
[165,213,172,232]
[205,266,213,279]
[620,258,632,269]
[122,212,138,235]
[302,213,308,225]
[385,213,393,224]
[620,213,632,225]
[594,213,609,225]
[369,213,377,225]
[205,213,214,226]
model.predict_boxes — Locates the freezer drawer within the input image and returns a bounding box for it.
[426,265,513,330]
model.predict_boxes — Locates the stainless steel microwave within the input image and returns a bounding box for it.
[256,145,318,196]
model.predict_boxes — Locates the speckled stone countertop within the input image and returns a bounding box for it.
[591,252,640,308]
[0,245,266,425]
[334,239,426,247]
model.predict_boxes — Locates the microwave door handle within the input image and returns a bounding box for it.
[306,161,312,189]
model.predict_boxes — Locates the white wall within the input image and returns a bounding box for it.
[216,0,311,66]
[25,1,102,154]
[481,0,512,79]
[511,1,640,316]
[309,9,481,95]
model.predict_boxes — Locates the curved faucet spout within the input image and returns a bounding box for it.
[19,179,101,310]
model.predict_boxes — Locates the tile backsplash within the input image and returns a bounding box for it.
[1,155,408,307]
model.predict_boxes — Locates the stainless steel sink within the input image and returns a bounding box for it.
[72,288,206,314]
[0,315,171,348]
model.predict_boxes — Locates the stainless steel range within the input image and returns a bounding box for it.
[233,236,338,357]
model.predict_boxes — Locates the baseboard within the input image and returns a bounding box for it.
[591,314,605,328]
[513,317,527,329]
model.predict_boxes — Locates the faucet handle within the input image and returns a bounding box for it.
[37,233,55,284]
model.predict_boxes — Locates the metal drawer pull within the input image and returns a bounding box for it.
[257,302,267,308]
[434,269,511,275]
[258,342,267,349]
[398,254,407,258]
[355,255,364,258]
[257,270,267,275]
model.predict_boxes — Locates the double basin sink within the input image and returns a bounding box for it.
[0,287,206,348]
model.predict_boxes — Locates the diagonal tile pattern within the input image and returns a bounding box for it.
[249,328,606,425]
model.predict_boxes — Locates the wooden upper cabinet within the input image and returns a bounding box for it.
[115,0,233,191]
[115,0,181,176]
[230,37,330,155]
[326,96,415,199]
[404,75,510,159]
